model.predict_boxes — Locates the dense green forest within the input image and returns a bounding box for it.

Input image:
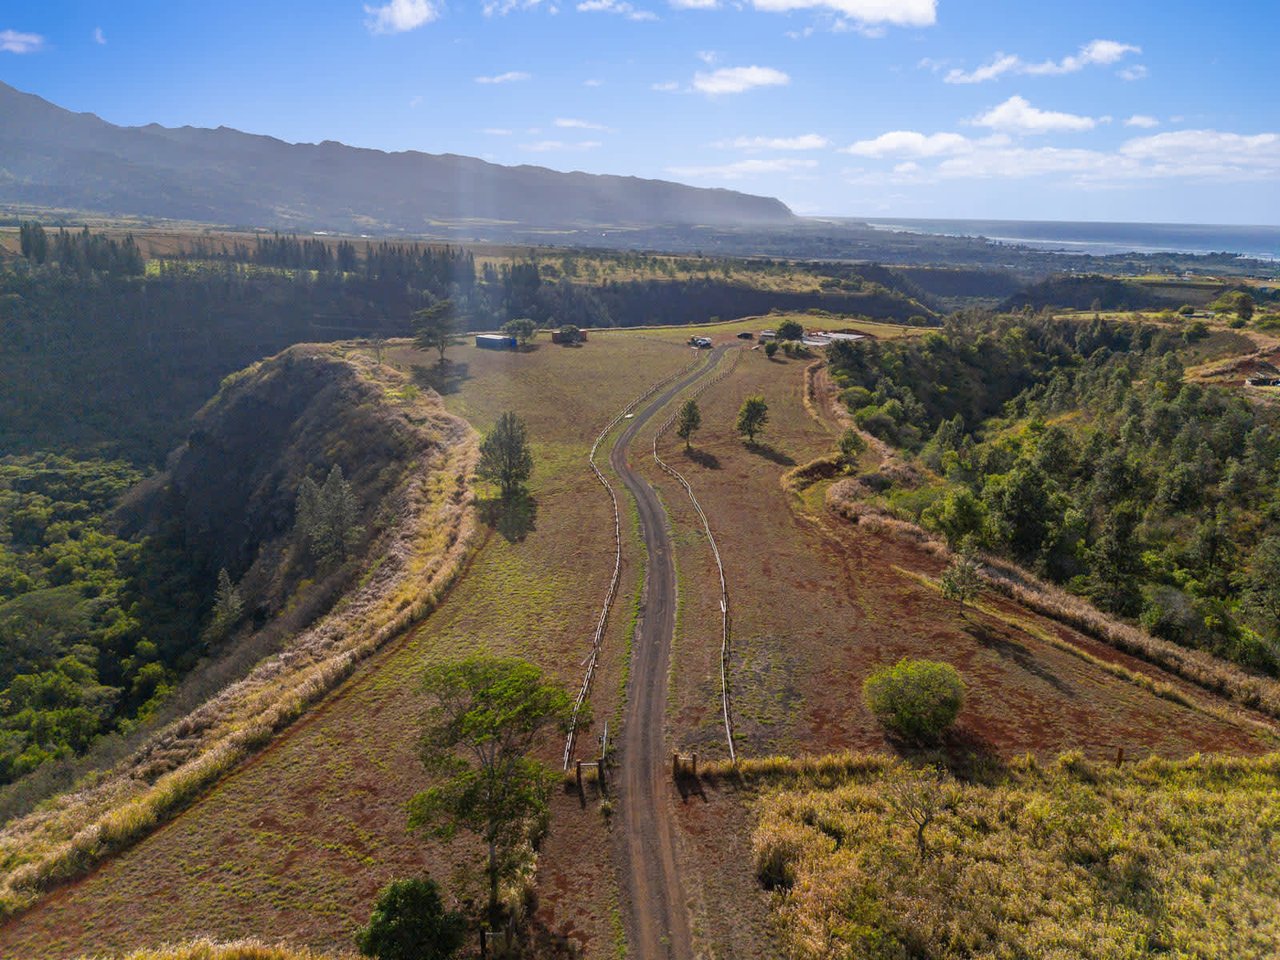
[2,226,932,462]
[830,314,1280,674]
[0,456,191,783]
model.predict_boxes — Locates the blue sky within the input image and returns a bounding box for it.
[2,0,1277,223]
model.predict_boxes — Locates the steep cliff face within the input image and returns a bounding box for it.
[0,345,477,918]
[124,346,426,628]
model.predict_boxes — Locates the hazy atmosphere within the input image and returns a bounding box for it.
[4,0,1277,221]
[3,4,1280,960]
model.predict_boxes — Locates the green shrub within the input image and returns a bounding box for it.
[356,877,466,960]
[862,659,965,743]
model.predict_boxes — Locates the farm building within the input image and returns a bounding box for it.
[1247,376,1280,387]
[476,333,518,350]
[551,328,588,344]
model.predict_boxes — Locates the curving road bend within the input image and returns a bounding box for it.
[611,345,729,960]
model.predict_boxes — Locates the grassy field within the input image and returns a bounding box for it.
[740,752,1280,959]
[592,317,1273,956]
[0,334,692,959]
[1,317,1275,959]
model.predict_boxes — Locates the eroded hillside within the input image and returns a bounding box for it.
[0,345,477,922]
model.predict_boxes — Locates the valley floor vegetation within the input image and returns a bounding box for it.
[749,752,1280,960]
[828,312,1280,677]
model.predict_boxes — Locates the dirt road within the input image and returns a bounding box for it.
[611,345,729,960]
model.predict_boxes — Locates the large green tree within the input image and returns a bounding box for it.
[409,656,575,928]
[477,412,534,499]
[736,395,769,445]
[356,877,466,960]
[414,300,463,363]
[676,398,702,450]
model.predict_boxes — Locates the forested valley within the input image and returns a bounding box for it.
[830,314,1280,675]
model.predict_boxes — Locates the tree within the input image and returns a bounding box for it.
[1242,537,1280,641]
[763,340,779,359]
[19,222,48,265]
[414,300,462,363]
[409,656,575,928]
[940,549,982,613]
[557,323,582,344]
[477,412,534,499]
[204,568,243,643]
[1236,293,1256,323]
[501,317,537,346]
[736,395,769,445]
[776,319,804,341]
[675,398,702,450]
[837,427,865,465]
[923,487,986,548]
[862,659,965,744]
[355,877,466,960]
[296,465,363,568]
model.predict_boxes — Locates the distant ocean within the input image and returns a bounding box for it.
[859,219,1280,261]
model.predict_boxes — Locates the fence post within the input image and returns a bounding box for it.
[691,752,697,778]
[1115,746,1124,766]
[672,752,680,782]
[576,760,583,794]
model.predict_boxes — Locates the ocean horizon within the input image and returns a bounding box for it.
[852,218,1280,262]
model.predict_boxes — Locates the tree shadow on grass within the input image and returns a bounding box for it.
[881,727,1007,785]
[682,447,721,470]
[965,619,1071,696]
[746,441,796,466]
[411,360,471,396]
[478,491,537,543]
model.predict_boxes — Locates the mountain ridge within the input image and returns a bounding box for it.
[0,81,794,232]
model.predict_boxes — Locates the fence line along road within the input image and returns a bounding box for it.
[563,353,709,770]
[652,348,742,763]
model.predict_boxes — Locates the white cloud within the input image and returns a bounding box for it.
[583,78,603,86]
[93,27,106,45]
[1118,130,1280,179]
[0,29,44,54]
[482,127,514,135]
[972,95,1097,134]
[520,139,603,151]
[1125,114,1159,128]
[748,0,935,26]
[839,127,1280,186]
[944,53,1020,85]
[409,95,423,108]
[483,0,545,14]
[1119,64,1148,81]
[475,70,531,83]
[696,49,718,63]
[721,134,830,151]
[671,0,719,7]
[843,130,974,157]
[667,157,818,179]
[692,65,789,95]
[577,0,658,20]
[364,0,439,34]
[652,80,680,92]
[945,38,1140,84]
[555,117,612,130]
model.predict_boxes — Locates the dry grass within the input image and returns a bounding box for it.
[78,939,355,960]
[826,486,1280,727]
[747,751,1280,959]
[0,334,693,959]
[0,348,479,923]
